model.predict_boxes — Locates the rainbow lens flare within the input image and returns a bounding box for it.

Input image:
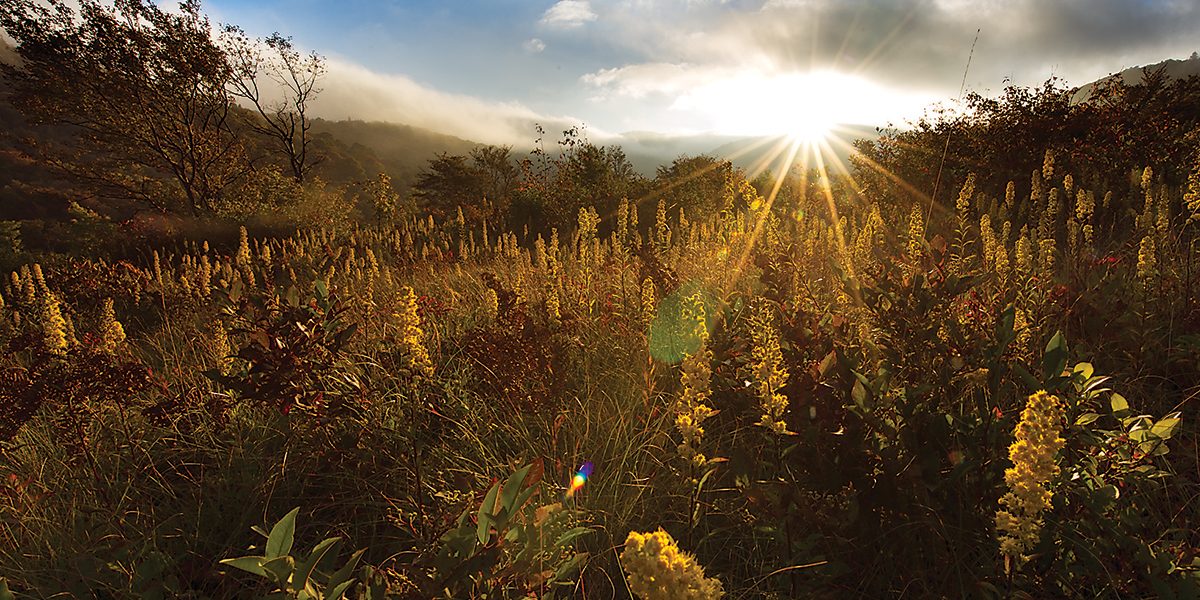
[566,461,593,498]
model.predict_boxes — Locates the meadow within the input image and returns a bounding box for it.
[1,139,1198,598]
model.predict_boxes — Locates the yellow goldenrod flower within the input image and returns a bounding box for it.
[1038,238,1056,278]
[996,390,1065,569]
[31,263,47,295]
[578,205,600,266]
[1030,170,1044,213]
[1185,154,1200,223]
[545,283,561,326]
[236,226,256,289]
[395,286,434,379]
[641,278,657,328]
[1013,305,1032,360]
[956,173,976,219]
[40,292,69,355]
[96,298,125,354]
[152,250,164,290]
[20,272,36,307]
[1015,228,1033,279]
[1137,234,1157,291]
[994,242,1010,288]
[616,198,630,253]
[1040,188,1059,241]
[621,528,724,600]
[483,287,499,321]
[211,324,233,375]
[750,302,791,435]
[655,198,669,253]
[547,228,561,277]
[853,206,883,275]
[980,214,997,270]
[534,234,548,271]
[906,204,925,266]
[63,309,77,348]
[676,293,715,466]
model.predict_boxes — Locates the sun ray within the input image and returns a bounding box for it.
[811,139,864,306]
[723,137,805,295]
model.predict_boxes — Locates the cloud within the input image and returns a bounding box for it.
[523,37,546,53]
[578,0,1200,100]
[582,60,937,132]
[304,58,589,146]
[580,62,736,99]
[539,0,598,29]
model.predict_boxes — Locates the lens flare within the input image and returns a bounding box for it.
[566,461,593,498]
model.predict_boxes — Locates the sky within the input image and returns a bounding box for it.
[202,0,1200,146]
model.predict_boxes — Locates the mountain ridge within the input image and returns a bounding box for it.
[1071,53,1200,103]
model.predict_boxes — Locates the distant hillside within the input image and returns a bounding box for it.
[1071,53,1200,103]
[309,119,480,187]
[579,124,881,177]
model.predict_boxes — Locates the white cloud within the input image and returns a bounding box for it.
[523,38,546,53]
[581,62,737,99]
[305,58,588,145]
[582,60,935,132]
[539,0,597,29]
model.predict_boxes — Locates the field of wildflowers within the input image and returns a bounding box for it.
[0,148,1198,598]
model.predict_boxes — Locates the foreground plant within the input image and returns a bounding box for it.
[220,507,370,599]
[621,528,724,600]
[995,389,1066,570]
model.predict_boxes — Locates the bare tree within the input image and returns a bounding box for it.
[222,26,325,183]
[0,0,247,215]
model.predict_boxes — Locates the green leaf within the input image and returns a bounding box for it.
[261,555,295,585]
[0,578,15,600]
[324,580,355,600]
[851,379,869,410]
[552,552,589,583]
[507,486,538,527]
[499,464,533,514]
[1094,484,1120,505]
[1150,413,1182,440]
[219,556,267,577]
[1042,331,1068,383]
[1111,393,1130,416]
[1011,362,1040,392]
[1082,375,1112,396]
[554,527,593,548]
[1074,413,1100,427]
[266,507,301,559]
[818,350,838,378]
[1072,362,1094,381]
[131,551,168,590]
[477,482,501,545]
[295,537,341,592]
[326,548,365,594]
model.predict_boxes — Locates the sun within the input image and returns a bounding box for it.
[781,108,836,144]
[675,69,921,142]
